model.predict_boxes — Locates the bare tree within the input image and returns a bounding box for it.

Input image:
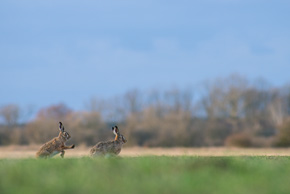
[199,79,227,119]
[0,104,20,126]
[36,103,72,120]
[224,75,248,118]
[84,97,106,113]
[124,89,143,115]
[164,87,194,113]
[267,90,287,126]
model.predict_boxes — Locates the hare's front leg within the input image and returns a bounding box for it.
[62,144,75,149]
[56,147,66,158]
[60,150,65,158]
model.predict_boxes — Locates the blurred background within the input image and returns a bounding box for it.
[1,0,290,148]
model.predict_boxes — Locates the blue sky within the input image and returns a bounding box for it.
[1,0,290,111]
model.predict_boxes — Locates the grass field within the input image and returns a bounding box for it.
[1,156,290,194]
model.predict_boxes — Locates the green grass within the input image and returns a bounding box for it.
[1,156,290,194]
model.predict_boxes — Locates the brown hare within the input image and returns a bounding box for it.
[90,126,127,157]
[36,122,75,158]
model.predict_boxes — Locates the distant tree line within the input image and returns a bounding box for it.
[1,75,290,147]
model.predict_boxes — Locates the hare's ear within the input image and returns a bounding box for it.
[59,122,64,132]
[115,126,119,133]
[112,126,119,135]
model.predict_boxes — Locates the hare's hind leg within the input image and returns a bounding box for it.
[90,147,103,157]
[36,150,51,159]
[90,150,100,157]
[90,147,96,156]
[105,153,117,158]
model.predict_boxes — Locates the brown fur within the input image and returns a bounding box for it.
[90,126,127,157]
[36,122,75,158]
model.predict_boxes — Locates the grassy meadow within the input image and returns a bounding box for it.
[1,156,290,194]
